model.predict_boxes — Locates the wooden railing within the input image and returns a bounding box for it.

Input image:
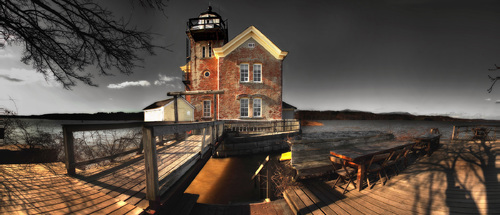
[251,155,271,200]
[142,121,224,206]
[223,119,300,135]
[451,125,500,141]
[62,122,144,175]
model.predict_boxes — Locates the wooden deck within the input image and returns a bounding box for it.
[0,163,143,214]
[0,134,210,214]
[284,140,500,214]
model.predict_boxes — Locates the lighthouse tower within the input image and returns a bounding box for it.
[181,6,228,120]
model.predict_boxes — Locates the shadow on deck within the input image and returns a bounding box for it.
[284,140,499,214]
[0,135,212,214]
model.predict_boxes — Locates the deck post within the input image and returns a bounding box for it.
[143,126,160,208]
[451,126,456,140]
[213,94,217,121]
[212,123,216,143]
[63,126,76,176]
[201,127,206,155]
[174,95,179,123]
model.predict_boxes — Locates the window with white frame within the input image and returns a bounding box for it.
[240,98,249,117]
[240,64,249,82]
[253,64,262,82]
[203,100,211,117]
[253,98,262,117]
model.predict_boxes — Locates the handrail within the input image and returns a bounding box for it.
[142,120,225,207]
[451,124,500,140]
[251,155,269,180]
[62,122,144,175]
[223,119,300,135]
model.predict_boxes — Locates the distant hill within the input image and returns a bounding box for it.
[295,110,492,122]
[10,112,144,121]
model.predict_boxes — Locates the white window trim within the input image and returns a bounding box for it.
[240,64,249,83]
[253,98,262,118]
[240,98,249,118]
[253,64,262,83]
[203,100,211,118]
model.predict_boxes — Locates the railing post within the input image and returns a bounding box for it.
[451,126,456,140]
[212,123,215,143]
[143,126,160,208]
[63,126,76,176]
[201,127,206,154]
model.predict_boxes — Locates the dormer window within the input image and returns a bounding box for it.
[248,43,255,48]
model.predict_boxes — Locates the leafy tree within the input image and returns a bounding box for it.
[0,0,166,89]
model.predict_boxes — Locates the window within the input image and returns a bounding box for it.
[240,98,249,117]
[208,44,212,57]
[204,70,210,77]
[253,98,262,117]
[253,64,262,82]
[240,64,249,82]
[202,46,206,58]
[203,100,211,117]
[248,43,255,48]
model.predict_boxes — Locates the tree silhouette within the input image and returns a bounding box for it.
[487,64,500,93]
[0,0,166,89]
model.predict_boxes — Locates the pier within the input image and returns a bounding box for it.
[0,120,299,214]
[284,139,500,215]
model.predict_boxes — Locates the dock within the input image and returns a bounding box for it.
[284,140,500,215]
[0,134,213,214]
[1,120,300,214]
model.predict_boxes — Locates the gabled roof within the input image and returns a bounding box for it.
[143,97,195,110]
[213,26,288,60]
[282,101,297,110]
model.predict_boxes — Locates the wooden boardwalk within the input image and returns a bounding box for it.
[0,163,143,214]
[284,140,500,215]
[0,135,210,214]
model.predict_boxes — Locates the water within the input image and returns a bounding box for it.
[185,119,499,204]
[184,154,268,204]
[4,118,143,163]
[301,120,500,139]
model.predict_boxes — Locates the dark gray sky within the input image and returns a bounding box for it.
[2,0,500,119]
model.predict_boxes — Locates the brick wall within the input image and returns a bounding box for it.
[218,38,283,120]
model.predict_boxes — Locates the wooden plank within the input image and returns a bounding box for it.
[300,184,337,215]
[283,189,311,214]
[143,127,160,208]
[63,122,143,133]
[292,187,324,215]
[167,90,224,96]
[63,126,76,175]
[305,182,354,215]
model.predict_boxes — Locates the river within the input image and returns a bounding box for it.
[184,119,499,204]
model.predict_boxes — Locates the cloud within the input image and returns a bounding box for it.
[485,98,492,101]
[0,74,23,82]
[107,80,151,89]
[154,74,180,86]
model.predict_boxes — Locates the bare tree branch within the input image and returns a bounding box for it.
[0,0,166,89]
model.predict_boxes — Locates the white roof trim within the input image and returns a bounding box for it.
[213,26,288,60]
